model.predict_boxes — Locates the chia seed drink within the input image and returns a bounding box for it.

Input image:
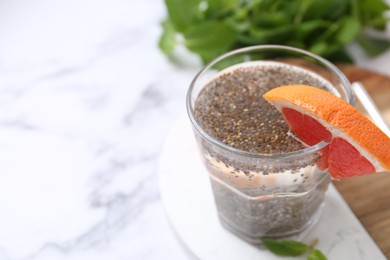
[187,46,353,244]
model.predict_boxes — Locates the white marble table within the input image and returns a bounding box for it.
[0,1,389,260]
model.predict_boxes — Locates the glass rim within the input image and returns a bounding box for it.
[186,45,353,159]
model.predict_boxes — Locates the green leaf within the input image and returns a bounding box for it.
[324,0,349,20]
[359,0,390,30]
[206,0,237,18]
[324,48,353,63]
[309,41,328,56]
[158,19,176,54]
[248,25,295,43]
[159,0,390,64]
[297,20,331,39]
[261,238,309,257]
[207,0,237,10]
[252,11,290,27]
[305,0,349,20]
[212,55,246,71]
[360,0,390,19]
[316,20,341,43]
[370,16,390,29]
[184,20,236,63]
[164,0,201,32]
[225,18,251,33]
[336,17,361,44]
[357,33,390,56]
[294,0,314,24]
[307,249,327,260]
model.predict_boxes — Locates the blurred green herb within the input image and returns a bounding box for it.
[261,238,327,260]
[159,0,390,64]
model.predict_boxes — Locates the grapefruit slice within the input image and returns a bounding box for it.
[263,85,390,179]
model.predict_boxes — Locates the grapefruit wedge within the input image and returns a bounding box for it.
[263,85,390,179]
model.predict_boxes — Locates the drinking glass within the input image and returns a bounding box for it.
[186,45,353,243]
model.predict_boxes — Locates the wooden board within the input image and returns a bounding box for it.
[334,65,390,258]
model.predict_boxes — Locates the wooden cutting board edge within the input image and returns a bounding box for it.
[334,64,390,258]
[338,64,390,123]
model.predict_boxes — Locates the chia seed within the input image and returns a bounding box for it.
[195,61,331,154]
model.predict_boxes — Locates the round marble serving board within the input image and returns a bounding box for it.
[158,114,386,260]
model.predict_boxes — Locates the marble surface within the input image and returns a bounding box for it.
[0,1,389,260]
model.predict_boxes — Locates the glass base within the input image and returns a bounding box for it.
[218,201,325,245]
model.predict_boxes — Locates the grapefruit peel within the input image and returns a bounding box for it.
[263,85,390,179]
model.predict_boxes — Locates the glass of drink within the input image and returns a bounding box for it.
[186,45,353,243]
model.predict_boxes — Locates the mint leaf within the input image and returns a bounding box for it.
[261,238,309,257]
[205,0,237,18]
[307,249,327,260]
[297,20,331,39]
[184,21,236,63]
[357,33,390,56]
[336,17,361,44]
[160,0,390,64]
[164,0,200,32]
[303,0,346,20]
[158,19,176,54]
[360,0,389,30]
[309,41,329,56]
[248,24,294,43]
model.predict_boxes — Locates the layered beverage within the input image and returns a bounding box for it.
[187,46,352,244]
